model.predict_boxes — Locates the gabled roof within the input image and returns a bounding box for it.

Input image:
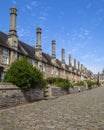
[0,31,71,71]
[0,31,37,59]
[19,40,35,58]
[0,32,9,48]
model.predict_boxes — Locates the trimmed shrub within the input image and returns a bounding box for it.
[4,57,46,90]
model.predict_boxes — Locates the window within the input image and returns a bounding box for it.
[40,63,45,72]
[2,49,9,64]
[31,60,35,67]
[56,68,59,76]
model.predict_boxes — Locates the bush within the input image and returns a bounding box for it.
[4,57,45,90]
[74,81,85,86]
[86,80,95,89]
[46,77,73,90]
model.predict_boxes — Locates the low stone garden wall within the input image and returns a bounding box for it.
[49,85,98,97]
[0,83,44,108]
[0,83,99,108]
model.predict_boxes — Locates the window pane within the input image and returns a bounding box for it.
[2,49,9,64]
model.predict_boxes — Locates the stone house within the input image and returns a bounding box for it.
[0,7,93,82]
[98,69,104,86]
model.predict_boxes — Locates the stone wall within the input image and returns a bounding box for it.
[50,86,69,97]
[49,85,89,97]
[0,83,44,108]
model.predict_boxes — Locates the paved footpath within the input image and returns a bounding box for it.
[0,87,104,130]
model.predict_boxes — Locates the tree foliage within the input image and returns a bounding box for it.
[4,57,45,89]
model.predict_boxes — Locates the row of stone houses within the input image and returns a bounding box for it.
[0,7,93,82]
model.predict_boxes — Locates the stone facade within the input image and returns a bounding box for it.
[94,70,104,86]
[0,83,44,108]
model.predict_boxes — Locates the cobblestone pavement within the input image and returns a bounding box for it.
[0,87,104,130]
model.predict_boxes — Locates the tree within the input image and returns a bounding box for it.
[4,57,45,89]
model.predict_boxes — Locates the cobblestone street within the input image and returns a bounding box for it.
[0,87,104,130]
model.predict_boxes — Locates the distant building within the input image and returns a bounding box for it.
[99,69,104,86]
[0,7,93,82]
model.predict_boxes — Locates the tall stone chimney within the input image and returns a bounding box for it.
[68,54,72,71]
[9,7,17,35]
[51,40,56,64]
[35,27,42,59]
[78,61,80,70]
[61,48,65,68]
[77,61,80,75]
[8,7,18,48]
[81,64,83,73]
[74,58,76,72]
[69,54,72,66]
[36,27,41,49]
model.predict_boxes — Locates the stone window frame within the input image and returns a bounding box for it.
[56,68,59,76]
[40,63,45,72]
[2,49,9,65]
[31,59,35,67]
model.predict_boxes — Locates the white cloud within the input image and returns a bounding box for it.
[95,57,104,63]
[26,5,32,10]
[24,0,38,11]
[39,16,46,21]
[87,64,104,74]
[17,26,30,38]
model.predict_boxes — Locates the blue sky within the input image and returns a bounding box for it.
[1,0,104,74]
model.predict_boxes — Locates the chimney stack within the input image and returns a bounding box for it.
[69,54,72,66]
[35,27,42,59]
[77,61,80,75]
[68,54,72,71]
[9,7,17,36]
[78,61,80,70]
[8,7,18,63]
[36,27,41,49]
[74,58,76,70]
[62,48,65,68]
[8,7,18,49]
[51,40,56,64]
[81,64,83,73]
